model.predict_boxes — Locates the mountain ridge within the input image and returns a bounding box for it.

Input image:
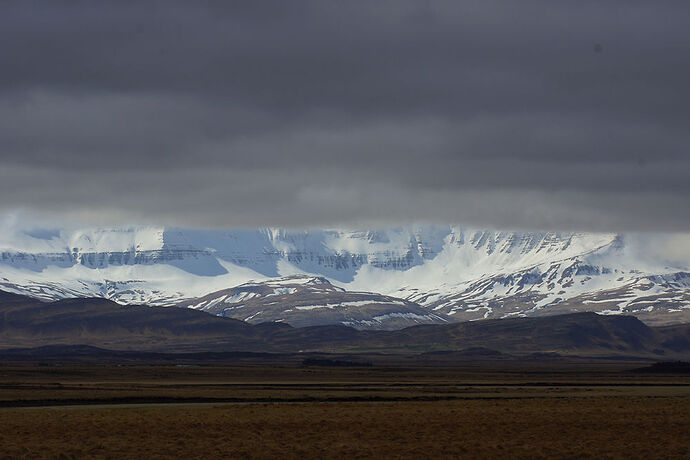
[0,226,688,326]
[0,289,688,358]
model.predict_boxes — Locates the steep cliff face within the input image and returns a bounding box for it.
[0,226,613,278]
[0,226,688,325]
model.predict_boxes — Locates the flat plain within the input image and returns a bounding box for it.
[0,362,688,459]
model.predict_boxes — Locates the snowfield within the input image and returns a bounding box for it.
[0,225,688,326]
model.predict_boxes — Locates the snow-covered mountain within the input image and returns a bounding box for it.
[174,274,449,330]
[0,225,688,326]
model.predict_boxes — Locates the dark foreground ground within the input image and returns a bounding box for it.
[0,361,688,459]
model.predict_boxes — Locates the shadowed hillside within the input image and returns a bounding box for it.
[0,290,688,358]
[371,313,662,355]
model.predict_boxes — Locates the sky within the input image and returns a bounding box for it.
[0,1,689,231]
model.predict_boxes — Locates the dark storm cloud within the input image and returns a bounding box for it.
[0,0,689,230]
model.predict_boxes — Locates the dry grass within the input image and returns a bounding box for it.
[0,397,688,459]
[0,365,688,459]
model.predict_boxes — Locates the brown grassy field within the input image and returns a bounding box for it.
[0,364,688,459]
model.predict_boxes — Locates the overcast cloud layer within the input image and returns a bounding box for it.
[1,1,689,231]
